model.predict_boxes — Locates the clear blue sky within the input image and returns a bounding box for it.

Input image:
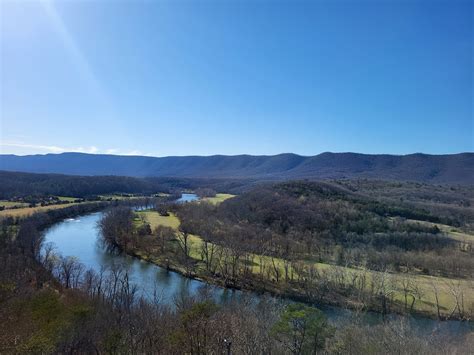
[1,0,472,157]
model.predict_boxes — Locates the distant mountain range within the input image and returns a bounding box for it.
[1,152,473,184]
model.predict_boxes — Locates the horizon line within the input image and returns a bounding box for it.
[1,151,473,159]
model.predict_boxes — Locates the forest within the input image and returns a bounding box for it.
[0,170,252,199]
[99,180,474,321]
[1,175,473,353]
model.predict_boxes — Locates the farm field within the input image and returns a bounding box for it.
[0,200,29,208]
[99,194,139,200]
[57,196,79,202]
[0,203,83,218]
[201,193,235,205]
[136,211,180,230]
[406,219,474,242]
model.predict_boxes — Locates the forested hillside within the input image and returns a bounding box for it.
[176,181,474,280]
[0,170,251,199]
[96,179,474,321]
[1,152,473,184]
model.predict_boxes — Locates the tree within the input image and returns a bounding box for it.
[177,230,190,260]
[201,239,216,272]
[176,300,219,354]
[40,242,58,273]
[195,188,217,198]
[17,220,43,259]
[155,203,170,216]
[271,304,333,355]
[57,256,84,289]
[137,222,152,236]
[154,225,175,253]
[98,207,134,250]
[430,280,442,319]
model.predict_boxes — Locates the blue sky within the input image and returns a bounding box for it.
[1,0,472,157]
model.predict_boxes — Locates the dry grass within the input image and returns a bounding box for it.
[57,196,78,202]
[136,210,474,317]
[0,203,83,218]
[0,201,29,208]
[137,211,181,230]
[201,194,235,205]
[405,219,474,241]
[99,194,143,200]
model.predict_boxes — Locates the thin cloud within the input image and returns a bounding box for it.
[123,150,143,156]
[0,141,157,157]
[1,142,100,155]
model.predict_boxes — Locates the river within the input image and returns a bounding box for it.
[43,194,472,336]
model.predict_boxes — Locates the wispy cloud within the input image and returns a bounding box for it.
[105,148,146,156]
[0,141,154,157]
[1,142,99,154]
[123,150,143,156]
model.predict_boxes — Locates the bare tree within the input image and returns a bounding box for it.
[154,225,175,253]
[57,256,84,289]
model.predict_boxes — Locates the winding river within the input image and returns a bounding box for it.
[43,194,472,336]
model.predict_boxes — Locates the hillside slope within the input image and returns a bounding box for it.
[0,152,472,184]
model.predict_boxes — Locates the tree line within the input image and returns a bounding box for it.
[0,170,252,199]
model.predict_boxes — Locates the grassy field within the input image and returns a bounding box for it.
[57,196,78,202]
[183,233,473,315]
[201,194,235,205]
[135,210,474,317]
[99,194,136,200]
[136,211,181,229]
[0,203,83,218]
[404,219,474,241]
[404,219,474,252]
[0,201,29,208]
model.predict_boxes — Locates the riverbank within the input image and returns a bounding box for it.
[123,247,374,314]
[116,212,472,322]
[128,249,453,321]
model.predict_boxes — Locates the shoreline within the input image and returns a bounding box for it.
[121,244,470,322]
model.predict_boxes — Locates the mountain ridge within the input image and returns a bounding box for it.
[1,152,473,184]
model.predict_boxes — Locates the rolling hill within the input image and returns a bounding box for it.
[0,152,473,184]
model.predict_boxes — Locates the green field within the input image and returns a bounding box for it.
[99,194,137,200]
[0,197,79,209]
[0,201,29,208]
[136,211,181,229]
[57,196,78,202]
[201,193,235,205]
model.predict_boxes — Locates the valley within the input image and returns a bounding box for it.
[1,171,473,353]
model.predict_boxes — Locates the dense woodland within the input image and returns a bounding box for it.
[2,151,473,184]
[173,181,473,279]
[0,170,252,199]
